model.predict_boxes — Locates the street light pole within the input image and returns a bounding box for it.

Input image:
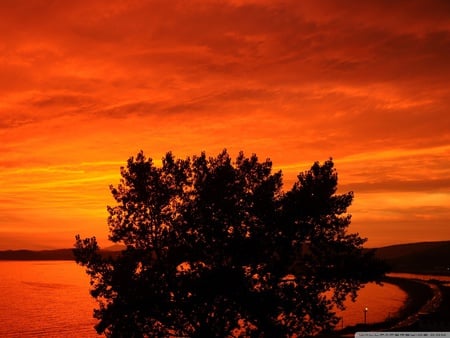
[364,307,368,324]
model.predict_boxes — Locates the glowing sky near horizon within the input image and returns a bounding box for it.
[1,0,449,249]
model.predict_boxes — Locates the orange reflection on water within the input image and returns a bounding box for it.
[336,282,407,328]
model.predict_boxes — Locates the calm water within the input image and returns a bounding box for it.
[334,282,407,328]
[0,261,408,336]
[0,261,97,337]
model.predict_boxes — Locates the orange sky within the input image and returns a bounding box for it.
[1,0,449,249]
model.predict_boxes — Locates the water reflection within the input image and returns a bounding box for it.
[336,282,407,328]
[0,262,420,335]
[0,261,97,337]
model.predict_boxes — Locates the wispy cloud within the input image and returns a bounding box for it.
[0,0,449,248]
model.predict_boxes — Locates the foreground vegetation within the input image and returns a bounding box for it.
[74,150,386,336]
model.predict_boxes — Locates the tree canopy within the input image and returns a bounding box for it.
[74,150,386,337]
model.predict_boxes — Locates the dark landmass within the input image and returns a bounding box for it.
[374,240,450,274]
[408,282,450,331]
[1,240,449,272]
[0,248,120,260]
[0,249,75,260]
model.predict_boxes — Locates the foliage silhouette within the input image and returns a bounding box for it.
[74,150,386,337]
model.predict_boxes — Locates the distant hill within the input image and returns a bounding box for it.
[2,241,450,275]
[0,249,75,260]
[0,248,120,261]
[374,240,450,274]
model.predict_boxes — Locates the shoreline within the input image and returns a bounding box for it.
[322,275,449,336]
[384,276,435,327]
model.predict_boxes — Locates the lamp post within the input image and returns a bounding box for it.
[364,307,368,324]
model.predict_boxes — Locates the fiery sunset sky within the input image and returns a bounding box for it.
[1,0,449,249]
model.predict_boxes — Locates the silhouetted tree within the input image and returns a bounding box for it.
[74,150,386,337]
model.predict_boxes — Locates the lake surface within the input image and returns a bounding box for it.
[0,261,408,336]
[0,261,97,337]
[334,281,407,328]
